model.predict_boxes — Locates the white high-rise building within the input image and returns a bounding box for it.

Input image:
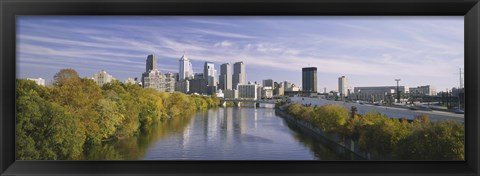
[93,70,114,86]
[232,61,246,90]
[338,76,348,97]
[179,54,194,81]
[204,62,218,87]
[26,77,45,86]
[219,63,232,91]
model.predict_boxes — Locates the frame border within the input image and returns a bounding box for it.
[1,0,479,175]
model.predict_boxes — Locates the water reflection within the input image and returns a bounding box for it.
[84,111,196,160]
[85,107,362,160]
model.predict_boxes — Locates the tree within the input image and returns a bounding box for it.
[315,104,348,133]
[53,68,81,86]
[394,120,464,160]
[16,79,85,160]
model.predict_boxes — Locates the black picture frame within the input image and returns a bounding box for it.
[1,0,479,175]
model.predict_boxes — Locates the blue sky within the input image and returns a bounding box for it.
[17,16,464,92]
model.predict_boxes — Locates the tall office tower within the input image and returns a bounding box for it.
[142,54,175,92]
[219,63,232,91]
[338,76,348,97]
[302,67,317,93]
[179,54,194,81]
[262,79,274,88]
[204,62,218,87]
[146,54,157,72]
[232,61,246,90]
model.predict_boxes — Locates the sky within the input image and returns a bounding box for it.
[16,16,464,92]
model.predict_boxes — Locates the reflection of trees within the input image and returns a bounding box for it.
[283,121,363,160]
[84,111,196,160]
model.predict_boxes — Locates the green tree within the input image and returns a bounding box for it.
[394,120,464,160]
[315,104,348,133]
[16,79,85,160]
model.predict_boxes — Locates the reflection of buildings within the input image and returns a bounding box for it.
[203,109,219,142]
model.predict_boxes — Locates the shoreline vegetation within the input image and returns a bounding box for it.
[276,101,465,160]
[16,68,464,160]
[16,69,219,160]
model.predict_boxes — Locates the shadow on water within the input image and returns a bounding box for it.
[83,111,197,160]
[282,119,366,160]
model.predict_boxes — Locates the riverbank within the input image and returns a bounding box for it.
[275,107,370,160]
[276,102,465,160]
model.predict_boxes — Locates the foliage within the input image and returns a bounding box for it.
[284,103,464,160]
[16,69,220,160]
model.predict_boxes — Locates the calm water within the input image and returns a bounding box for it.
[85,106,361,160]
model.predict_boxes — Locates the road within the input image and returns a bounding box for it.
[289,97,464,122]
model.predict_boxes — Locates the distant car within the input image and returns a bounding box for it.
[453,109,465,114]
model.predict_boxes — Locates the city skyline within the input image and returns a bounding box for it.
[17,16,464,91]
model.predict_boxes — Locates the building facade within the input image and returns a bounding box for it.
[238,84,258,100]
[204,62,218,87]
[409,85,436,96]
[26,77,45,86]
[93,70,114,86]
[146,54,156,72]
[338,76,348,98]
[302,67,317,93]
[352,86,406,102]
[232,61,246,90]
[273,81,284,96]
[178,54,194,81]
[262,79,274,88]
[261,86,274,99]
[141,54,175,92]
[219,63,232,91]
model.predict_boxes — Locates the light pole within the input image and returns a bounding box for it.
[395,79,401,103]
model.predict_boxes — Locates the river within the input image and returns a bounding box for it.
[84,106,362,160]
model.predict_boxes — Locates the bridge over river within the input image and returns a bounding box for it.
[219,98,276,107]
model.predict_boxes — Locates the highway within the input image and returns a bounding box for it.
[289,97,464,122]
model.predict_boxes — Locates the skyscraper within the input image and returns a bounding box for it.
[232,61,246,90]
[146,54,156,72]
[204,62,218,87]
[178,54,193,81]
[141,54,176,92]
[302,67,317,93]
[338,76,348,97]
[219,63,232,91]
